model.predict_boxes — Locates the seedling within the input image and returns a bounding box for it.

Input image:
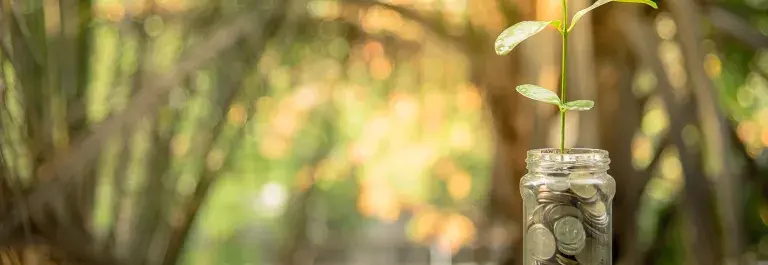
[494,0,658,153]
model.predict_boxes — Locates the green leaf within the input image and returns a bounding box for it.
[516,85,561,105]
[562,100,595,111]
[568,0,658,32]
[495,21,559,55]
[551,20,563,33]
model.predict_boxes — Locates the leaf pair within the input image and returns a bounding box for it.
[494,0,657,55]
[516,84,594,111]
[494,21,560,56]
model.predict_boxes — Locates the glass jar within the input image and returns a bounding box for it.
[520,148,615,265]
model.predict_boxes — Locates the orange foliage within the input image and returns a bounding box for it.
[358,178,401,223]
[408,208,441,243]
[738,121,759,145]
[370,57,393,80]
[433,158,458,179]
[227,104,247,126]
[435,213,476,254]
[447,171,472,201]
[456,84,482,112]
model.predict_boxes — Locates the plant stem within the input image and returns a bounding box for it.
[560,0,568,153]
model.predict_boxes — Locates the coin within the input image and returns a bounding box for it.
[558,242,585,256]
[527,224,556,261]
[538,260,560,265]
[531,204,551,224]
[540,203,564,227]
[538,191,574,205]
[554,216,586,245]
[528,204,548,227]
[584,222,610,241]
[557,236,586,255]
[581,201,607,217]
[546,180,570,192]
[546,205,582,225]
[535,260,559,265]
[569,172,597,199]
[555,253,579,265]
[582,209,608,224]
[575,237,606,265]
[578,191,600,204]
[524,188,537,201]
[597,174,616,198]
[524,188,539,216]
[582,217,608,236]
[556,191,577,200]
[554,216,586,256]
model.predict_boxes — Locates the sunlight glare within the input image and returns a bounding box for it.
[259,182,288,215]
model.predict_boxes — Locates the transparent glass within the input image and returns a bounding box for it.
[520,148,615,265]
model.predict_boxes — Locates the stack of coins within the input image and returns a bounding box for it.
[524,172,609,265]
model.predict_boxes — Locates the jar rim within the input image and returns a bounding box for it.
[526,148,609,165]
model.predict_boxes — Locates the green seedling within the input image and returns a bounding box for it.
[494,0,658,153]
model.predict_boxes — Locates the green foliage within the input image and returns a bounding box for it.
[515,85,594,111]
[562,100,595,111]
[497,0,657,151]
[198,174,257,240]
[515,84,561,105]
[494,21,561,56]
[569,0,658,32]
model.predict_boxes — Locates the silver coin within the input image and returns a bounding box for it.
[528,204,548,228]
[536,260,559,265]
[538,192,573,205]
[569,172,597,199]
[597,174,616,198]
[584,218,608,231]
[524,188,537,202]
[554,216,585,245]
[559,243,585,256]
[581,201,607,217]
[579,192,600,204]
[546,179,570,192]
[524,188,539,216]
[583,223,609,240]
[582,218,608,236]
[582,208,608,224]
[540,203,564,225]
[555,253,579,265]
[576,237,606,265]
[547,205,582,224]
[527,224,556,261]
[552,191,577,201]
[556,231,586,256]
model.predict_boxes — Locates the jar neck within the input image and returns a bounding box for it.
[526,148,610,174]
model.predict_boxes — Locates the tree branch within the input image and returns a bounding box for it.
[33,9,263,184]
[161,3,290,264]
[0,5,274,246]
[619,6,721,265]
[669,0,742,262]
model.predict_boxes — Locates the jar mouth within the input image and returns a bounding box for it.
[527,148,608,159]
[526,148,610,172]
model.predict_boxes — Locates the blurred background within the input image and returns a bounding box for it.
[0,0,767,264]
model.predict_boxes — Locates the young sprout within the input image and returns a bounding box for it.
[494,0,658,153]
